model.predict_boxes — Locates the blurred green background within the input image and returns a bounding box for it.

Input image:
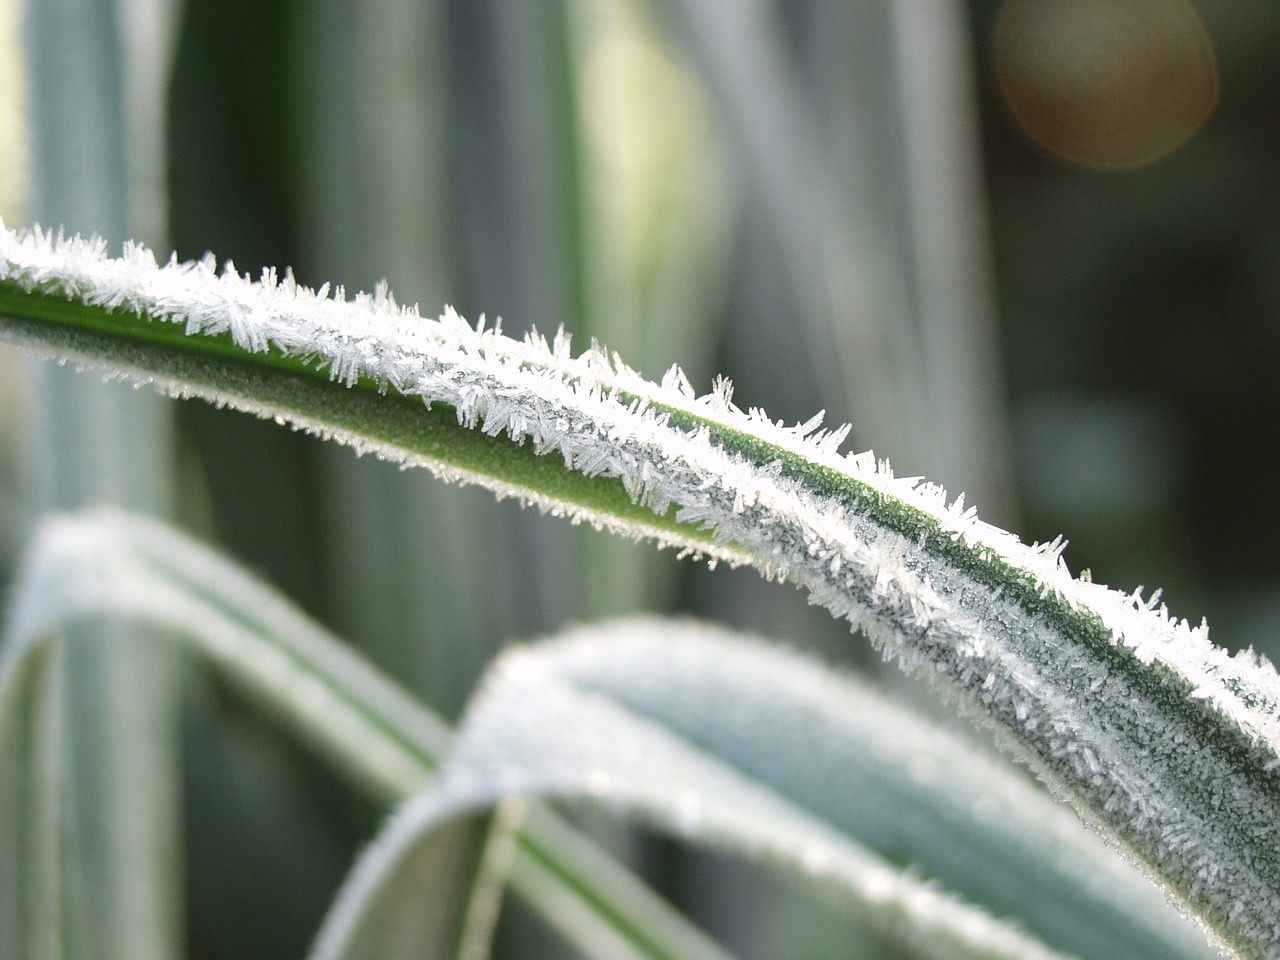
[2,0,1278,957]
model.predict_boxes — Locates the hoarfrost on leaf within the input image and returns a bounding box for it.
[2,221,1279,956]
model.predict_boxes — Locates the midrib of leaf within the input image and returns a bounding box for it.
[1,228,1278,956]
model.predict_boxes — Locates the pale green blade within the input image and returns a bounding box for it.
[366,622,1078,960]
[308,804,516,960]
[506,618,1215,960]
[0,510,743,960]
[656,0,928,469]
[508,805,739,960]
[20,0,179,957]
[294,0,527,717]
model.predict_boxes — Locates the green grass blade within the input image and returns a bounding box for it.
[307,802,516,960]
[0,226,1275,956]
[1,509,447,799]
[656,0,929,470]
[0,620,46,960]
[508,805,739,960]
[295,0,536,718]
[880,0,1015,517]
[568,0,733,620]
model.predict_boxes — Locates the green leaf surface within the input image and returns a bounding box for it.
[308,803,515,960]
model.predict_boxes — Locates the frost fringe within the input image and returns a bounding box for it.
[2,222,1279,955]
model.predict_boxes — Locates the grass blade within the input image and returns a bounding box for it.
[0,510,744,960]
[295,0,540,718]
[0,227,1274,956]
[308,801,518,960]
[657,0,928,469]
[508,805,738,960]
[20,0,179,955]
[390,625,1076,960]
[504,617,1213,960]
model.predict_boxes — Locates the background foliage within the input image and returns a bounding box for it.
[1,0,1278,957]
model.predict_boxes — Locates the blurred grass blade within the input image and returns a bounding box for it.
[21,0,179,957]
[507,805,738,960]
[469,0,587,338]
[663,0,1012,518]
[295,0,535,719]
[568,0,733,619]
[389,624,1075,960]
[116,0,180,248]
[657,0,930,469]
[0,510,743,960]
[1,509,448,800]
[797,0,1014,516]
[0,612,45,959]
[510,617,1214,960]
[884,0,1014,516]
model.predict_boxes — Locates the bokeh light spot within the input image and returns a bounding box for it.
[994,0,1218,169]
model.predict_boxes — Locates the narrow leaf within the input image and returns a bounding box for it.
[308,802,519,960]
[1,509,448,800]
[0,227,1275,956]
[21,0,181,952]
[508,804,740,960]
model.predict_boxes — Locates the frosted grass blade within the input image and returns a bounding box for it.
[0,227,1275,956]
[0,509,446,800]
[0,227,730,558]
[508,617,1213,960]
[374,629,1075,960]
